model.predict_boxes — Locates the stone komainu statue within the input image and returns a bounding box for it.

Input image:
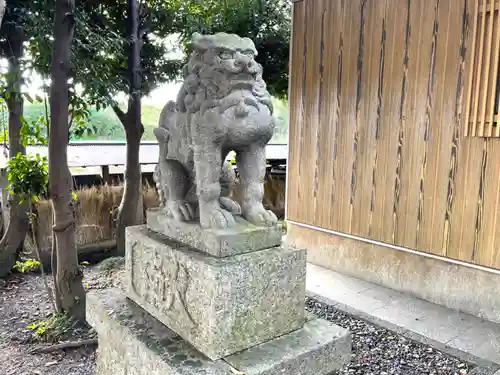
[153,32,278,229]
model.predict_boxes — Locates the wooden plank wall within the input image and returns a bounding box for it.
[287,0,500,269]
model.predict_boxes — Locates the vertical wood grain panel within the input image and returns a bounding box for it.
[465,0,500,137]
[299,2,323,225]
[350,0,369,236]
[448,138,485,262]
[367,3,388,237]
[286,1,306,221]
[476,139,500,268]
[401,0,438,249]
[288,0,500,270]
[487,3,500,136]
[448,0,484,261]
[390,0,412,244]
[464,0,480,134]
[441,0,470,256]
[478,0,496,135]
[336,0,361,234]
[472,0,488,134]
[415,0,441,249]
[382,0,411,243]
[327,0,347,231]
[371,0,406,241]
[315,0,344,229]
[311,0,326,226]
[394,0,420,246]
[491,143,500,268]
[347,0,368,234]
[352,0,387,238]
[424,0,459,255]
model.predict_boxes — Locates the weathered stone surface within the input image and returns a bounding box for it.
[153,32,278,230]
[87,288,231,375]
[224,318,352,375]
[125,225,306,360]
[87,288,352,375]
[147,208,283,257]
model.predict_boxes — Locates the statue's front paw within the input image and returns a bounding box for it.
[200,206,235,229]
[243,206,278,226]
[219,197,241,215]
[167,200,195,222]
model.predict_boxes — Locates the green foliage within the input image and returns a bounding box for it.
[28,0,290,113]
[28,0,179,112]
[1,0,290,145]
[173,0,291,97]
[20,112,48,146]
[279,220,287,235]
[20,119,47,146]
[0,129,7,143]
[0,1,100,138]
[7,152,48,202]
[27,313,79,342]
[228,155,237,165]
[20,101,289,143]
[99,256,125,272]
[13,258,41,273]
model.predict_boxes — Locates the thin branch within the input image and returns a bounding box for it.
[113,103,145,133]
[138,27,149,40]
[111,105,127,125]
[29,204,57,313]
[44,96,49,140]
[29,338,98,354]
[138,0,147,18]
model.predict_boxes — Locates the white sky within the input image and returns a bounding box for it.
[15,68,182,108]
[7,33,185,107]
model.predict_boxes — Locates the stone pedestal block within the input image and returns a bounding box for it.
[87,289,352,375]
[125,225,306,360]
[147,208,283,257]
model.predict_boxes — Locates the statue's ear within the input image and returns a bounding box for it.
[191,32,209,51]
[153,127,169,142]
[192,32,202,42]
[241,37,257,56]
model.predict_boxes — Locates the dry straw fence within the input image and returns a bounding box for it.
[26,175,286,263]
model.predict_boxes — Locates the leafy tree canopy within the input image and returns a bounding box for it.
[171,0,291,97]
[1,0,290,114]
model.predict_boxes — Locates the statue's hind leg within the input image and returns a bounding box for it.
[194,143,235,229]
[163,159,195,222]
[236,144,278,226]
[219,161,241,215]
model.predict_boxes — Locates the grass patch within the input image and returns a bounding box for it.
[12,259,41,273]
[27,313,80,343]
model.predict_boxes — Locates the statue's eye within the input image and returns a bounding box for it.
[242,51,254,58]
[219,51,233,60]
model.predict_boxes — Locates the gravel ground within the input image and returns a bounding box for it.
[0,274,95,375]
[1,264,475,375]
[306,298,473,375]
[0,264,124,375]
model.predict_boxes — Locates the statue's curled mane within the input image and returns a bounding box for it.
[175,32,273,117]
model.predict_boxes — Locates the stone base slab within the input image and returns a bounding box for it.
[125,225,306,360]
[147,208,283,257]
[87,288,352,375]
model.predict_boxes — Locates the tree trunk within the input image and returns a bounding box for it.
[49,0,85,321]
[0,25,29,278]
[0,0,6,27]
[116,120,143,254]
[115,0,144,255]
